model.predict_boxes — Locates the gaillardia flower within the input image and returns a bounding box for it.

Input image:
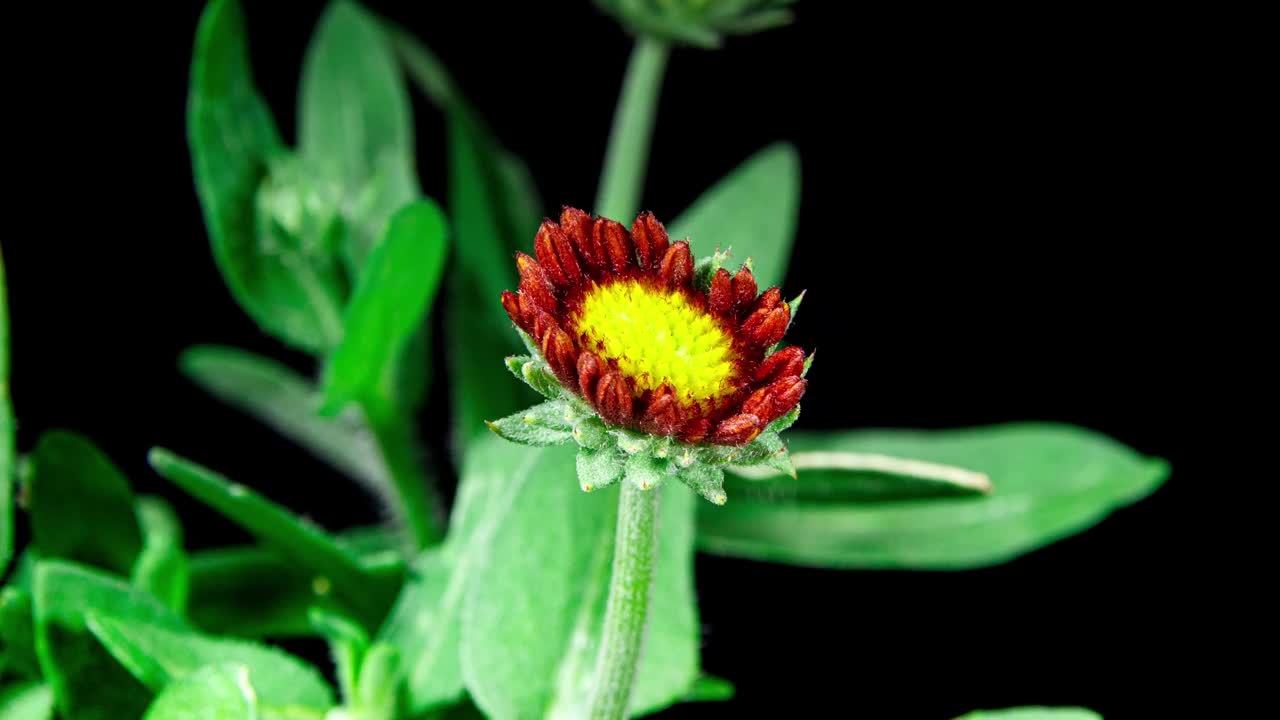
[489,207,810,504]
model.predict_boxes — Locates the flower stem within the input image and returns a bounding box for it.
[360,393,444,550]
[590,482,662,720]
[595,36,670,221]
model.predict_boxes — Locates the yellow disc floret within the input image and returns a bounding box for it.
[575,279,736,402]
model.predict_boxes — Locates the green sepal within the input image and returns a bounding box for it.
[614,429,655,455]
[766,404,801,434]
[504,354,563,401]
[485,401,573,447]
[802,351,815,377]
[624,453,670,491]
[572,417,610,449]
[677,463,727,505]
[692,247,734,292]
[731,432,794,477]
[576,446,625,493]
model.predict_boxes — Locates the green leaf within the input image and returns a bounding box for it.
[131,496,189,614]
[683,674,735,703]
[698,424,1169,569]
[0,682,52,720]
[668,142,800,289]
[26,431,142,574]
[308,608,367,703]
[189,0,343,352]
[299,0,419,269]
[379,437,533,715]
[179,345,388,493]
[725,449,993,501]
[484,401,574,446]
[955,708,1101,720]
[460,444,699,719]
[0,587,39,680]
[0,247,11,577]
[320,200,449,413]
[33,561,186,720]
[147,448,397,625]
[142,663,258,720]
[186,533,400,639]
[87,614,334,709]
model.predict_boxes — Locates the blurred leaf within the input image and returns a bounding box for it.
[130,496,189,614]
[725,450,992,501]
[955,708,1101,720]
[1,587,38,680]
[668,142,800,290]
[0,682,52,720]
[0,247,11,577]
[147,449,397,625]
[33,561,186,720]
[299,0,419,269]
[320,200,449,413]
[26,431,141,574]
[141,663,258,720]
[460,442,699,719]
[683,674,735,703]
[180,345,388,493]
[698,424,1169,569]
[189,0,343,352]
[87,614,334,709]
[186,529,400,639]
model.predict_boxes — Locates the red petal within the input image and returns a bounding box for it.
[595,372,634,426]
[542,327,579,389]
[501,291,522,327]
[551,224,584,286]
[577,352,602,399]
[534,221,569,289]
[678,418,712,445]
[710,413,764,445]
[631,211,669,270]
[658,241,693,288]
[516,253,558,314]
[753,346,806,383]
[709,268,733,317]
[749,305,790,348]
[731,266,757,316]
[594,217,634,274]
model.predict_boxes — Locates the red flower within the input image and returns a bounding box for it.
[502,207,807,446]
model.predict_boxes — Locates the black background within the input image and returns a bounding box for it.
[7,2,1209,718]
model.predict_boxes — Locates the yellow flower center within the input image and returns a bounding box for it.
[575,279,736,402]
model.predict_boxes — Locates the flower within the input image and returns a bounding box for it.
[502,207,807,446]
[490,207,810,503]
[595,0,798,49]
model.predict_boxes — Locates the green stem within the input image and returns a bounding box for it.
[360,394,444,550]
[595,36,670,220]
[589,482,662,720]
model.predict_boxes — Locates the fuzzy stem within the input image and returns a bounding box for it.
[595,36,670,221]
[360,393,444,550]
[589,482,662,720]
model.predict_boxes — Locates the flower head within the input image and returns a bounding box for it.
[490,207,810,503]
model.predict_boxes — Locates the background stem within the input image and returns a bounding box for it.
[589,482,662,720]
[595,37,670,220]
[360,393,444,550]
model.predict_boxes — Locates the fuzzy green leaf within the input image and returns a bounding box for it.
[726,449,993,502]
[625,453,670,491]
[0,683,52,720]
[379,438,535,715]
[87,614,334,709]
[26,431,141,574]
[677,463,727,505]
[461,444,700,718]
[485,401,574,446]
[147,448,397,625]
[0,247,11,577]
[668,142,800,290]
[698,424,1169,569]
[955,708,1101,720]
[33,561,186,720]
[320,200,449,412]
[180,345,388,493]
[189,0,344,352]
[142,663,258,720]
[186,530,400,639]
[130,496,189,614]
[299,0,419,269]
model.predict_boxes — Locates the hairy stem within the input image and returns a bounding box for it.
[590,482,662,719]
[361,393,444,550]
[595,36,670,221]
